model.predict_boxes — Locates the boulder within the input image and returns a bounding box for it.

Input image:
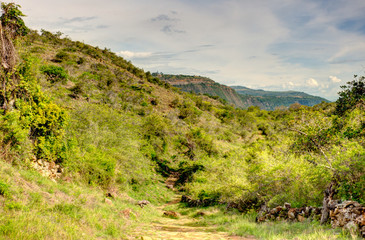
[163,211,178,218]
[137,200,150,208]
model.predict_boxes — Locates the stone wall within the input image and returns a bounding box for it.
[256,201,364,237]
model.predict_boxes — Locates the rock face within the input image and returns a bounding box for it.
[155,73,329,110]
[256,201,365,237]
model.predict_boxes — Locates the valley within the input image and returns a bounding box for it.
[0,4,364,239]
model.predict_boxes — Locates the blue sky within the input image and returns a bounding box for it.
[15,0,365,100]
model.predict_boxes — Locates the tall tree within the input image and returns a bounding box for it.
[0,2,28,111]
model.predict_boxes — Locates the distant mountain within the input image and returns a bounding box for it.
[154,74,247,108]
[231,86,330,110]
[156,73,329,110]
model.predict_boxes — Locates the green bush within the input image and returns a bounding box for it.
[178,101,201,122]
[0,181,10,198]
[82,150,116,187]
[40,65,68,83]
[53,51,70,63]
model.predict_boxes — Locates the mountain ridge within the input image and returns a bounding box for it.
[155,73,329,110]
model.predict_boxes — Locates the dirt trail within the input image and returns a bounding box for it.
[140,174,256,240]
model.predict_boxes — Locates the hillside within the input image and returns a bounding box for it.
[0,5,364,239]
[156,73,329,110]
[154,73,247,108]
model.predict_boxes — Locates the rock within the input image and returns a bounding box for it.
[344,221,359,233]
[270,206,282,215]
[137,200,150,208]
[163,211,178,218]
[120,208,132,218]
[344,201,361,208]
[288,209,296,220]
[284,202,291,209]
[195,211,205,216]
[49,161,55,170]
[106,191,118,199]
[297,215,305,222]
[254,200,364,237]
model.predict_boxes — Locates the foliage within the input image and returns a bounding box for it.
[335,75,365,116]
[0,180,10,197]
[0,3,28,38]
[40,65,68,83]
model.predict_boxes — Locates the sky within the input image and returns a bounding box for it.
[14,0,365,100]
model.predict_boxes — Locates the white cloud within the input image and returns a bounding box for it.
[306,78,319,87]
[329,75,341,83]
[14,0,365,100]
[117,51,153,59]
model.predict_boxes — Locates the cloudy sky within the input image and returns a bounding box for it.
[15,0,365,100]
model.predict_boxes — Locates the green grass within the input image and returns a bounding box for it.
[0,160,170,239]
[162,203,361,240]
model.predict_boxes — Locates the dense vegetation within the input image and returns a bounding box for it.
[0,4,363,239]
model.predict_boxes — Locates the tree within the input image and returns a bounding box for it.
[335,75,365,116]
[0,2,28,111]
[288,109,339,224]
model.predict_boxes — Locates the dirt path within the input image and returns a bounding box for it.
[140,174,256,240]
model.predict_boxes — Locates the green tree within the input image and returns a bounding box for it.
[0,2,28,111]
[335,75,365,116]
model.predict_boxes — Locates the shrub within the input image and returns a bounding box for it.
[178,101,201,122]
[40,65,68,83]
[142,114,170,153]
[0,181,10,198]
[77,149,116,187]
[53,51,70,63]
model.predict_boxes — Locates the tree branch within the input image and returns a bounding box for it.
[288,128,334,171]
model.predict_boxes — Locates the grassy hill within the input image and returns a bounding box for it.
[156,73,329,110]
[0,13,363,239]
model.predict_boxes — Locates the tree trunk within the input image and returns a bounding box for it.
[320,181,337,225]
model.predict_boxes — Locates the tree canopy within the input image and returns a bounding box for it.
[335,75,365,116]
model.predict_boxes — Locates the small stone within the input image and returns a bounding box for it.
[344,221,359,233]
[106,191,118,199]
[297,215,305,222]
[196,211,205,216]
[288,209,296,220]
[104,198,113,205]
[120,208,132,218]
[163,211,178,218]
[137,200,150,208]
[284,202,291,209]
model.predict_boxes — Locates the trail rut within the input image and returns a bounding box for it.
[139,174,256,240]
